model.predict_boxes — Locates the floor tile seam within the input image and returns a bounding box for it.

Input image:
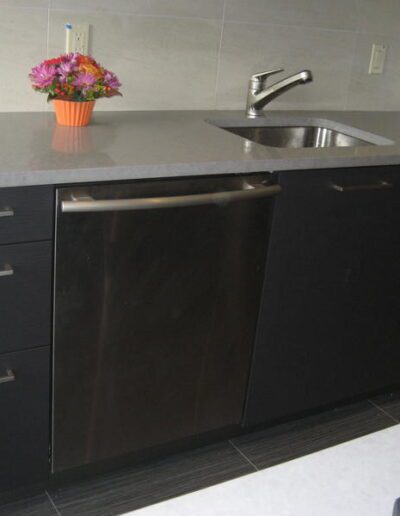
[45,490,62,516]
[368,399,400,424]
[228,440,259,472]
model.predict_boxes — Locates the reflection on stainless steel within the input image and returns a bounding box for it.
[0,369,15,384]
[52,173,280,472]
[331,180,393,192]
[223,126,374,148]
[0,207,14,218]
[246,69,313,118]
[0,264,14,277]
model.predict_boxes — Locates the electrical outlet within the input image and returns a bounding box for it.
[65,23,89,54]
[368,43,387,74]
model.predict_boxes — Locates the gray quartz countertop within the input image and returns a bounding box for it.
[3,109,400,187]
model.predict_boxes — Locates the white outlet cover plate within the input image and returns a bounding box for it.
[368,43,387,74]
[65,23,89,54]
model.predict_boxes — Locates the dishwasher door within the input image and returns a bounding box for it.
[52,174,280,472]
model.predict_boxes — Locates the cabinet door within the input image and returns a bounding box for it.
[0,186,53,245]
[0,241,52,354]
[244,166,400,427]
[0,348,50,489]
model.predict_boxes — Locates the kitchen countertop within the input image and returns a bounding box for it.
[2,109,400,187]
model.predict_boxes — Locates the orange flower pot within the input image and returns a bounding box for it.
[53,99,95,127]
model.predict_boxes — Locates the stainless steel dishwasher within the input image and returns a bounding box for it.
[52,173,281,472]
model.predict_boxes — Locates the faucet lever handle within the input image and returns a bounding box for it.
[250,68,284,86]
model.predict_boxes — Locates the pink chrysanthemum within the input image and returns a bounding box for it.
[29,63,57,88]
[103,70,121,90]
[73,72,97,89]
[29,53,122,101]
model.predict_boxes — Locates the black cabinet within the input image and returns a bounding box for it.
[0,241,52,354]
[244,165,400,427]
[0,348,50,489]
[0,186,53,245]
[0,186,53,490]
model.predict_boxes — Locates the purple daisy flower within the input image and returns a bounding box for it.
[58,61,78,83]
[73,72,97,89]
[103,70,121,90]
[29,63,57,88]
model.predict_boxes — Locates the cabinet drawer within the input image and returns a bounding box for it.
[0,241,52,354]
[280,165,400,198]
[0,186,53,245]
[0,347,50,489]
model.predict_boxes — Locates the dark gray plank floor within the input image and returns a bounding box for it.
[370,390,400,423]
[231,400,396,470]
[47,441,253,516]
[0,493,57,516]
[0,396,397,516]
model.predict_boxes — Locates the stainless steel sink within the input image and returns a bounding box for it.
[222,125,373,148]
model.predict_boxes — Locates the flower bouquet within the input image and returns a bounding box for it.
[29,53,122,126]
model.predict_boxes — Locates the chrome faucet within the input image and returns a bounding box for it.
[246,68,313,118]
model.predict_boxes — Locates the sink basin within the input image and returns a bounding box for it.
[222,125,373,148]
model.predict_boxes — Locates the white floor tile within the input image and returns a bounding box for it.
[128,424,400,516]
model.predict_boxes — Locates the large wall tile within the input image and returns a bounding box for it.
[225,0,360,31]
[0,0,48,7]
[0,7,48,111]
[358,0,400,38]
[216,22,355,110]
[50,0,224,20]
[0,1,398,112]
[48,10,221,110]
[346,33,400,110]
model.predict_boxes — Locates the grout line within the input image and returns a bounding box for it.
[342,0,363,110]
[1,5,49,10]
[222,18,358,34]
[49,7,222,24]
[213,0,226,110]
[45,490,62,516]
[45,2,51,112]
[354,0,364,35]
[228,440,259,472]
[368,399,400,424]
[46,5,50,58]
[343,31,358,110]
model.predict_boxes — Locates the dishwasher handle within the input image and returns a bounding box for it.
[61,183,282,213]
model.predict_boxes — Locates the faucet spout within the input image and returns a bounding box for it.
[246,69,313,118]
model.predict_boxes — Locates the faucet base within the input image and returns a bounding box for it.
[246,108,266,119]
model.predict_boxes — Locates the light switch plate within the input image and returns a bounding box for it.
[65,23,89,54]
[368,43,387,74]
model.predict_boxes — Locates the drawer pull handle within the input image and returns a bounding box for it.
[0,264,13,277]
[0,369,15,384]
[331,181,393,192]
[0,207,14,217]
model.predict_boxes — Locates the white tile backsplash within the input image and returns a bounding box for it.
[0,0,399,112]
[0,7,48,111]
[224,0,360,31]
[50,0,225,20]
[358,0,400,38]
[49,10,221,110]
[346,33,400,110]
[0,0,49,8]
[216,22,356,110]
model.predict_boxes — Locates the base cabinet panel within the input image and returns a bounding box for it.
[245,166,400,427]
[0,241,52,355]
[0,348,50,489]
